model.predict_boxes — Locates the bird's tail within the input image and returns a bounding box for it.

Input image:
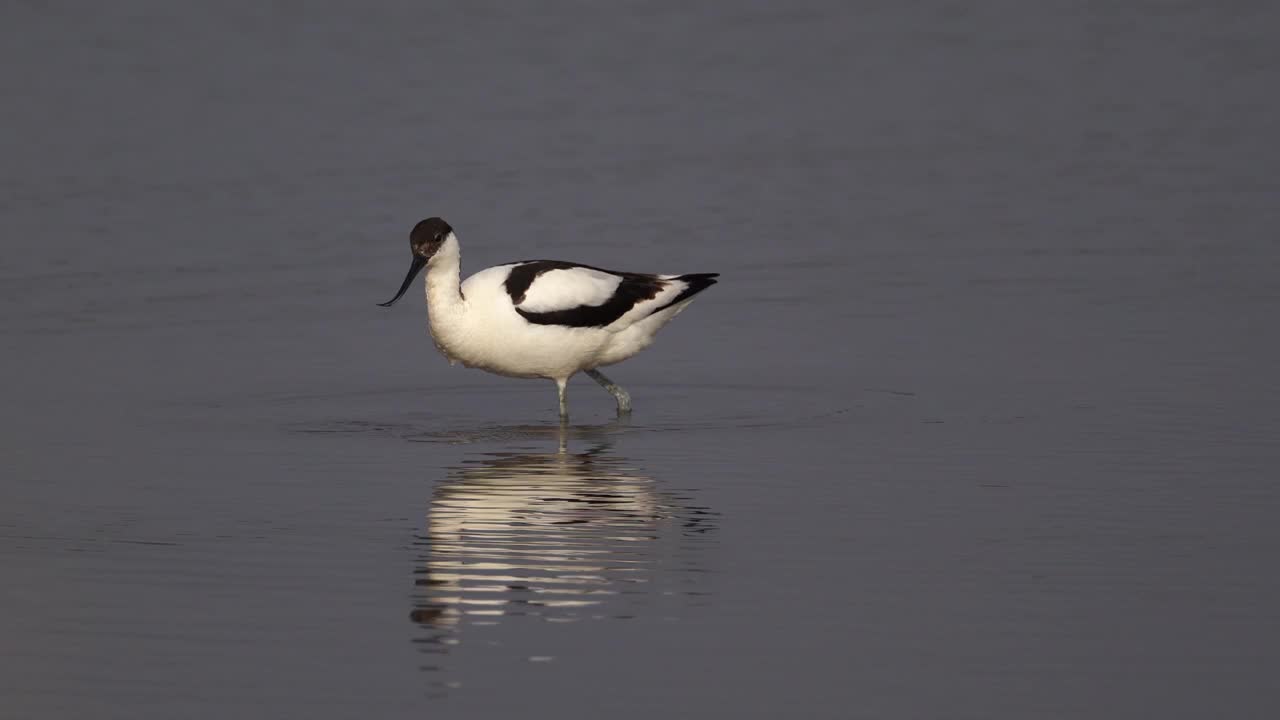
[677,273,720,293]
[646,273,719,316]
[671,273,719,303]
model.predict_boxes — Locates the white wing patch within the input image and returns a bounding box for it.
[518,267,624,313]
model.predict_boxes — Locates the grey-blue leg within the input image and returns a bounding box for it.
[585,368,632,414]
[556,377,569,420]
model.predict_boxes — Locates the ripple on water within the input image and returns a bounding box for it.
[284,381,867,444]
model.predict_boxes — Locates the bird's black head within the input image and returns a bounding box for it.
[378,217,454,308]
[410,217,453,260]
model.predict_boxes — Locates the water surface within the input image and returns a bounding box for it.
[3,3,1279,718]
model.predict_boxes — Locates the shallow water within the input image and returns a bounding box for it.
[3,3,1280,718]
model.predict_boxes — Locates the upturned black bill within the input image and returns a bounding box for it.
[378,255,428,307]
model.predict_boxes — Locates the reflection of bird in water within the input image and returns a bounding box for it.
[409,440,715,645]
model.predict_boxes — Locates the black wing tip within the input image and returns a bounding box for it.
[678,273,720,292]
[642,272,718,316]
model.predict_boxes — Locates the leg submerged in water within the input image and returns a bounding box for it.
[586,368,631,415]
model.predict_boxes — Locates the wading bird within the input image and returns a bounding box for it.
[378,217,718,420]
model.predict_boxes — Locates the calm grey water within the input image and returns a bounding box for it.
[3,3,1279,718]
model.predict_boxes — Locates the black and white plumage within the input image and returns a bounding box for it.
[379,217,718,419]
[505,260,719,328]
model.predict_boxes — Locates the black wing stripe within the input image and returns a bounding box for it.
[503,260,584,304]
[505,259,667,304]
[516,274,665,328]
[505,261,719,329]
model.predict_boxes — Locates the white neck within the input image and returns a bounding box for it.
[424,232,464,311]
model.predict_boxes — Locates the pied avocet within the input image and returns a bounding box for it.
[378,217,718,419]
